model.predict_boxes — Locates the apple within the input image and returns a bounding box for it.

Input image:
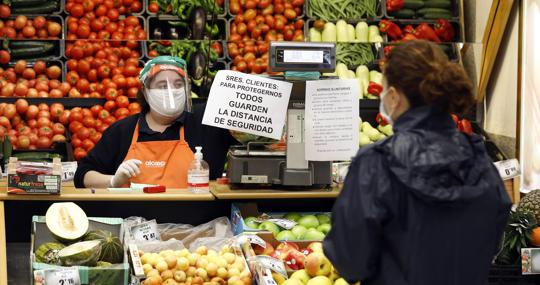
[316,214,331,225]
[283,212,302,222]
[282,278,304,285]
[290,269,311,285]
[305,252,332,277]
[283,249,306,270]
[302,229,325,241]
[275,242,300,257]
[292,225,308,239]
[307,242,324,253]
[333,278,349,285]
[259,221,281,236]
[244,216,260,229]
[307,276,332,285]
[317,224,331,235]
[253,241,275,256]
[272,272,286,285]
[298,215,320,229]
[328,267,340,282]
[276,230,297,241]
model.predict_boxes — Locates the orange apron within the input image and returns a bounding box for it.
[123,122,194,188]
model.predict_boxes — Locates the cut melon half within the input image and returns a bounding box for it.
[46,202,89,242]
[58,240,101,266]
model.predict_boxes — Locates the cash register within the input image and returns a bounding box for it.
[227,42,336,189]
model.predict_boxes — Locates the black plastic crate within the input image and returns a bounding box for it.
[146,0,227,18]
[10,0,63,15]
[384,0,462,20]
[0,15,64,40]
[381,19,463,43]
[488,265,540,285]
[63,40,146,61]
[11,142,74,162]
[147,15,226,40]
[64,15,146,41]
[146,40,226,61]
[306,0,382,20]
[229,0,305,18]
[64,0,144,15]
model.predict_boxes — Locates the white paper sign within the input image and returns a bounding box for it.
[61,162,77,182]
[202,70,293,140]
[256,256,288,277]
[494,159,521,180]
[130,219,161,242]
[44,267,81,285]
[305,79,359,161]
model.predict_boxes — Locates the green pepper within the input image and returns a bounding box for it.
[168,21,188,27]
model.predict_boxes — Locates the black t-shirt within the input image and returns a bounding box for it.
[74,103,238,188]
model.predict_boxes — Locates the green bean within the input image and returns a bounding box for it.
[310,0,378,20]
[336,43,375,67]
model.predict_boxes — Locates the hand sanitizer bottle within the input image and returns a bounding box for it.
[188,146,209,193]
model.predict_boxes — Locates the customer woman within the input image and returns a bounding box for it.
[74,56,237,188]
[323,40,511,285]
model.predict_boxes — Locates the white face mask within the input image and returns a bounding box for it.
[379,88,394,125]
[146,88,186,119]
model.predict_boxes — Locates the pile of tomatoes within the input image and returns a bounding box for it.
[0,15,62,39]
[229,0,305,43]
[0,60,67,98]
[65,40,143,98]
[66,0,145,40]
[228,41,269,74]
[0,99,67,149]
[70,102,141,160]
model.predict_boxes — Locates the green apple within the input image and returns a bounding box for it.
[282,278,304,285]
[298,215,320,229]
[244,216,260,229]
[333,278,349,285]
[283,212,302,222]
[276,230,296,241]
[290,269,310,285]
[291,225,308,239]
[259,221,281,236]
[316,214,331,225]
[302,229,325,240]
[317,224,331,235]
[307,276,332,285]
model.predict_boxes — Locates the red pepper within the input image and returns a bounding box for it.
[403,25,416,35]
[457,119,473,135]
[434,19,455,42]
[383,46,395,58]
[386,0,404,13]
[376,113,389,126]
[402,33,417,42]
[367,82,383,97]
[379,20,403,40]
[451,114,459,126]
[415,23,441,43]
[158,40,172,46]
[211,41,223,57]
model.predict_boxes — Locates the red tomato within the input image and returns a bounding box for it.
[69,121,83,134]
[77,127,90,140]
[82,138,95,151]
[115,95,129,108]
[50,103,64,120]
[17,135,30,149]
[105,88,118,101]
[52,123,65,135]
[128,102,141,114]
[104,100,116,111]
[3,104,16,119]
[90,105,103,117]
[69,111,83,123]
[52,134,66,143]
[59,110,71,125]
[36,136,51,149]
[82,116,96,128]
[38,126,53,138]
[15,99,28,115]
[74,147,87,160]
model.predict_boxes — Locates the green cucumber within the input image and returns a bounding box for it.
[10,0,48,8]
[403,0,424,10]
[417,7,452,15]
[10,44,55,58]
[3,135,12,164]
[10,1,58,14]
[9,41,52,48]
[423,0,452,9]
[390,9,415,18]
[13,152,53,160]
[422,12,454,19]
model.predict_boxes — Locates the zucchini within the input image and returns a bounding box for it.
[403,0,424,10]
[10,0,48,8]
[390,9,415,18]
[10,44,55,58]
[10,1,58,14]
[9,41,52,49]
[3,135,12,164]
[417,7,452,15]
[13,152,62,161]
[422,12,453,19]
[423,0,452,9]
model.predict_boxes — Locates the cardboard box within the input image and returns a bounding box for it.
[231,203,331,242]
[30,216,130,285]
[7,158,62,194]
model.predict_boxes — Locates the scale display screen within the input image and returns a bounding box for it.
[282,50,324,63]
[270,42,335,72]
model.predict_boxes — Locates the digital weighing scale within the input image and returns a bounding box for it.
[227,42,337,189]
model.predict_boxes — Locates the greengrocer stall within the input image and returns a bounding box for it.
[0,0,524,284]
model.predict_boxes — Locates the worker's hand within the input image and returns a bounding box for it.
[110,159,142,187]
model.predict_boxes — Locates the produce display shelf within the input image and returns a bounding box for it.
[1,14,64,40]
[10,0,63,15]
[384,0,463,21]
[146,0,227,18]
[306,0,383,20]
[0,97,109,107]
[64,15,147,42]
[147,15,227,41]
[63,0,145,15]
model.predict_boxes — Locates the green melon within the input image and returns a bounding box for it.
[96,261,112,267]
[84,230,124,264]
[35,242,65,265]
[46,202,89,243]
[58,240,101,266]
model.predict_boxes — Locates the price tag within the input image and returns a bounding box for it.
[261,268,279,285]
[494,159,521,180]
[237,234,266,248]
[44,267,81,285]
[267,219,297,230]
[256,255,287,277]
[61,162,77,182]
[130,219,161,242]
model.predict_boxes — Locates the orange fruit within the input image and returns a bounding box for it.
[531,227,540,246]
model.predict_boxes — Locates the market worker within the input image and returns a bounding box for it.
[323,41,511,285]
[74,56,237,188]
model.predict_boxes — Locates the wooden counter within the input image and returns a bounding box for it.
[210,183,342,199]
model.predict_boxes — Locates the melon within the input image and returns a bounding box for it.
[46,202,89,242]
[96,261,112,267]
[84,230,124,264]
[58,240,101,266]
[35,242,65,265]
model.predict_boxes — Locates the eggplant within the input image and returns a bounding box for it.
[190,7,207,40]
[153,27,162,39]
[188,51,207,81]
